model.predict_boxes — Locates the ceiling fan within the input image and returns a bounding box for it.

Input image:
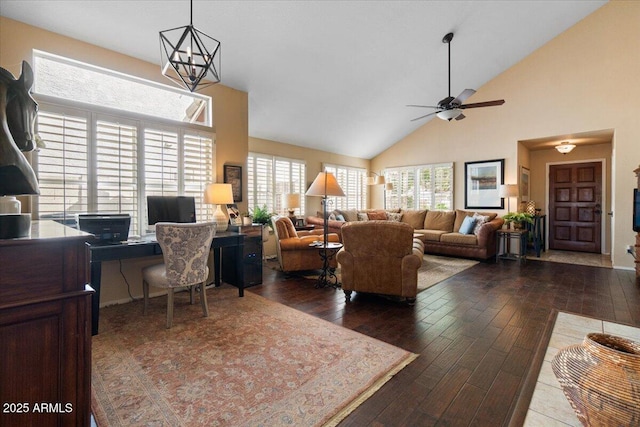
[408,32,505,122]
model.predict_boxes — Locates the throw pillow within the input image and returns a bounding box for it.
[335,214,345,221]
[472,212,489,235]
[328,213,337,220]
[459,216,477,235]
[387,212,403,222]
[367,210,388,220]
[357,212,369,221]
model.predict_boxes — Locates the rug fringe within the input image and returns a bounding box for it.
[323,352,419,427]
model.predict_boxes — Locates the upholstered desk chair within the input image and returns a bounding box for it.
[337,221,424,304]
[271,216,340,272]
[142,222,216,328]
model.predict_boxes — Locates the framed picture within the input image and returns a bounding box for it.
[224,165,242,202]
[520,166,530,202]
[464,159,504,209]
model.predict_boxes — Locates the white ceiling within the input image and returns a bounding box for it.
[1,0,607,159]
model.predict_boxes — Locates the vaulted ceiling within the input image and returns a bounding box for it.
[1,1,607,159]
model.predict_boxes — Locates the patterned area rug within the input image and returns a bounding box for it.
[92,287,417,426]
[289,254,478,293]
[417,254,478,292]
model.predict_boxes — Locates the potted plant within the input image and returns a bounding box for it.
[502,212,534,230]
[251,205,275,241]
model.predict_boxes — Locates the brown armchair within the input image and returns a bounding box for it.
[336,221,424,304]
[271,216,340,272]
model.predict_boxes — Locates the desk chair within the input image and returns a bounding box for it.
[142,222,216,328]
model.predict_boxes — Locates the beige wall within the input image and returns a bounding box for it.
[371,1,639,269]
[1,16,249,305]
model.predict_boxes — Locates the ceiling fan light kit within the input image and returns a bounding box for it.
[556,141,576,154]
[409,32,505,122]
[159,0,221,92]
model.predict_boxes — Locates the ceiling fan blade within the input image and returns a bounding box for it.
[406,104,439,109]
[452,89,476,105]
[460,99,505,109]
[410,111,438,122]
[455,113,466,121]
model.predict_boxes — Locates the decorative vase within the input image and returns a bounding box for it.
[0,196,21,214]
[552,333,640,426]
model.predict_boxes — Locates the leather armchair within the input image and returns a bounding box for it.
[272,216,340,272]
[337,221,424,304]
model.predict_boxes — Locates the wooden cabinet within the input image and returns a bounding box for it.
[224,224,263,287]
[0,221,93,427]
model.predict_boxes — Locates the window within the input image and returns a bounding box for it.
[385,163,453,210]
[33,52,215,236]
[247,153,306,216]
[324,164,367,210]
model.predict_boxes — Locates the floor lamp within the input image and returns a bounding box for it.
[306,172,345,288]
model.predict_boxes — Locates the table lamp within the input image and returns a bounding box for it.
[499,184,518,213]
[305,172,345,245]
[282,193,300,220]
[204,183,234,232]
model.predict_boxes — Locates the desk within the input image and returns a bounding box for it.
[89,231,244,335]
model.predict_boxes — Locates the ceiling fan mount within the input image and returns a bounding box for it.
[408,32,505,122]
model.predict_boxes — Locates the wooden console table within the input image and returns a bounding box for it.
[0,221,94,427]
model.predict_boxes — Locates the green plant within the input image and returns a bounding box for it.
[502,212,534,225]
[250,205,274,227]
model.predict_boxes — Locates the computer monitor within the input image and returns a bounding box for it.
[147,196,196,226]
[77,213,131,242]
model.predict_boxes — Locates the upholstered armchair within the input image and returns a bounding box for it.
[336,221,424,304]
[271,216,340,272]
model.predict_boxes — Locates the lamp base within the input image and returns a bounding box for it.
[287,210,296,222]
[214,205,228,232]
[0,214,31,239]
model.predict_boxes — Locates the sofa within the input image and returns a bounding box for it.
[337,221,424,304]
[306,208,504,260]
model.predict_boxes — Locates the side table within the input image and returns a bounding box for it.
[496,229,528,263]
[310,241,343,288]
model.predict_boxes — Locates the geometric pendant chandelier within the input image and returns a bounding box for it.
[159,0,221,92]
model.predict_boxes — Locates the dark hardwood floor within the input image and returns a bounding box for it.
[249,258,639,426]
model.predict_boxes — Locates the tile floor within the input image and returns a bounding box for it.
[530,249,613,268]
[524,312,640,426]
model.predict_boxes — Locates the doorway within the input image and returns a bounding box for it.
[548,161,602,253]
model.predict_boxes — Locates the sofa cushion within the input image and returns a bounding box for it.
[459,216,477,235]
[338,209,359,222]
[367,210,388,220]
[472,212,489,235]
[454,209,499,232]
[357,212,369,221]
[424,210,455,232]
[440,232,478,245]
[387,212,403,222]
[415,229,448,242]
[401,209,428,229]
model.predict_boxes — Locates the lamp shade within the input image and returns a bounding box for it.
[204,183,234,205]
[366,174,386,185]
[499,184,518,198]
[306,172,345,197]
[282,193,301,209]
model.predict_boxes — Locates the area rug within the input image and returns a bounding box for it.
[91,286,417,426]
[295,254,477,293]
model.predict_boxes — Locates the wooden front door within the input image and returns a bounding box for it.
[549,162,602,253]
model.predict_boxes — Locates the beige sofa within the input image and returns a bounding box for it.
[306,208,504,260]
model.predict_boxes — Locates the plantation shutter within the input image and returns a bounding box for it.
[385,163,453,210]
[184,133,214,221]
[144,128,179,196]
[325,164,367,210]
[95,119,138,231]
[35,110,89,222]
[247,154,273,211]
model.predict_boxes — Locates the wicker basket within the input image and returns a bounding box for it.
[551,333,640,426]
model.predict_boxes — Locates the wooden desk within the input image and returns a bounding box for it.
[89,231,245,335]
[0,221,93,427]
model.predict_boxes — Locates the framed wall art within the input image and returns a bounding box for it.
[224,164,242,203]
[520,166,530,202]
[464,159,504,209]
